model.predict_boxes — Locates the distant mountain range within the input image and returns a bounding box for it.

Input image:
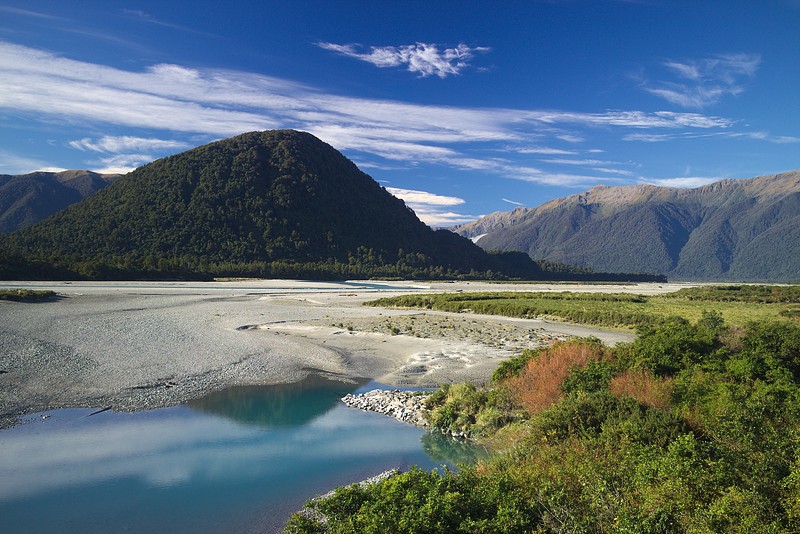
[6,130,648,281]
[454,171,800,282]
[0,170,119,233]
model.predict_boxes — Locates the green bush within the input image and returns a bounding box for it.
[288,314,800,533]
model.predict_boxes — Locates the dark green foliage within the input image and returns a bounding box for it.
[0,131,544,281]
[0,289,56,301]
[288,314,800,533]
[491,348,537,383]
[560,359,614,394]
[367,291,659,328]
[673,284,800,303]
[616,313,721,376]
[424,383,523,437]
[288,466,542,534]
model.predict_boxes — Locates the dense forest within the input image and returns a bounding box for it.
[0,130,662,282]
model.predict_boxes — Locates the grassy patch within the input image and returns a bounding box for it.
[366,285,800,329]
[0,289,57,302]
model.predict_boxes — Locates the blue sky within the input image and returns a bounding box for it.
[1,1,799,226]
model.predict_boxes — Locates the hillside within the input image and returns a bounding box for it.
[1,130,554,281]
[454,171,800,281]
[0,170,119,233]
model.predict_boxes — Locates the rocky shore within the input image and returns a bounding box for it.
[341,389,430,427]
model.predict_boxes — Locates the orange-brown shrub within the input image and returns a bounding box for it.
[506,341,606,416]
[609,369,673,410]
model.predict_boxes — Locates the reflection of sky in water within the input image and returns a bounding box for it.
[0,381,476,533]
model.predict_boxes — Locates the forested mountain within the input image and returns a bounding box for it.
[0,170,119,233]
[454,171,800,281]
[2,130,612,281]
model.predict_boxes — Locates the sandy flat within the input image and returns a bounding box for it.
[0,280,691,428]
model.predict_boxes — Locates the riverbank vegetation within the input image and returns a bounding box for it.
[366,285,800,329]
[0,289,56,301]
[287,301,800,532]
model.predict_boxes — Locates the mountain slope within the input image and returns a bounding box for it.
[0,170,119,233]
[456,172,800,281]
[2,130,546,280]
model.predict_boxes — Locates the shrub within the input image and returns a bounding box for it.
[561,359,614,395]
[610,369,673,410]
[506,340,606,416]
[425,382,524,437]
[616,313,721,376]
[491,348,537,383]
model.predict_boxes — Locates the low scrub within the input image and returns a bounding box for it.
[0,289,56,301]
[505,340,608,416]
[610,369,673,409]
[424,383,523,438]
[365,285,800,329]
[289,315,800,532]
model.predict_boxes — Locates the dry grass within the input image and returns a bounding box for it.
[610,369,673,410]
[507,341,605,415]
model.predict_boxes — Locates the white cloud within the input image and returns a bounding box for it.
[89,153,155,174]
[0,6,65,20]
[317,42,490,78]
[641,176,723,188]
[514,146,578,155]
[0,41,743,184]
[385,186,475,226]
[384,187,465,206]
[69,136,190,153]
[502,198,525,206]
[641,53,761,108]
[0,150,67,174]
[555,133,585,143]
[623,133,675,142]
[542,158,615,166]
[593,167,636,176]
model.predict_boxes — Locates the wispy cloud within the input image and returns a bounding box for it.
[502,198,525,206]
[514,146,578,155]
[624,129,799,145]
[593,167,636,176]
[120,9,215,36]
[0,150,66,174]
[0,41,744,184]
[69,136,190,153]
[542,158,616,166]
[640,53,761,108]
[641,176,723,188]
[89,154,155,174]
[317,42,490,78]
[385,187,465,207]
[67,136,190,173]
[385,187,475,226]
[0,6,66,20]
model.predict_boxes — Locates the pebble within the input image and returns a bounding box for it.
[341,389,430,427]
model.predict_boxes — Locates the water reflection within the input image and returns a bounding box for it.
[188,375,368,428]
[422,432,489,466]
[0,378,486,533]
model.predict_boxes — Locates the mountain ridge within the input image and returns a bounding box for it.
[0,170,120,233]
[1,131,555,280]
[454,171,800,281]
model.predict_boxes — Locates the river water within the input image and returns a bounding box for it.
[0,377,483,533]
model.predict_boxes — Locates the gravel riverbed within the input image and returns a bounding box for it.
[0,280,668,429]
